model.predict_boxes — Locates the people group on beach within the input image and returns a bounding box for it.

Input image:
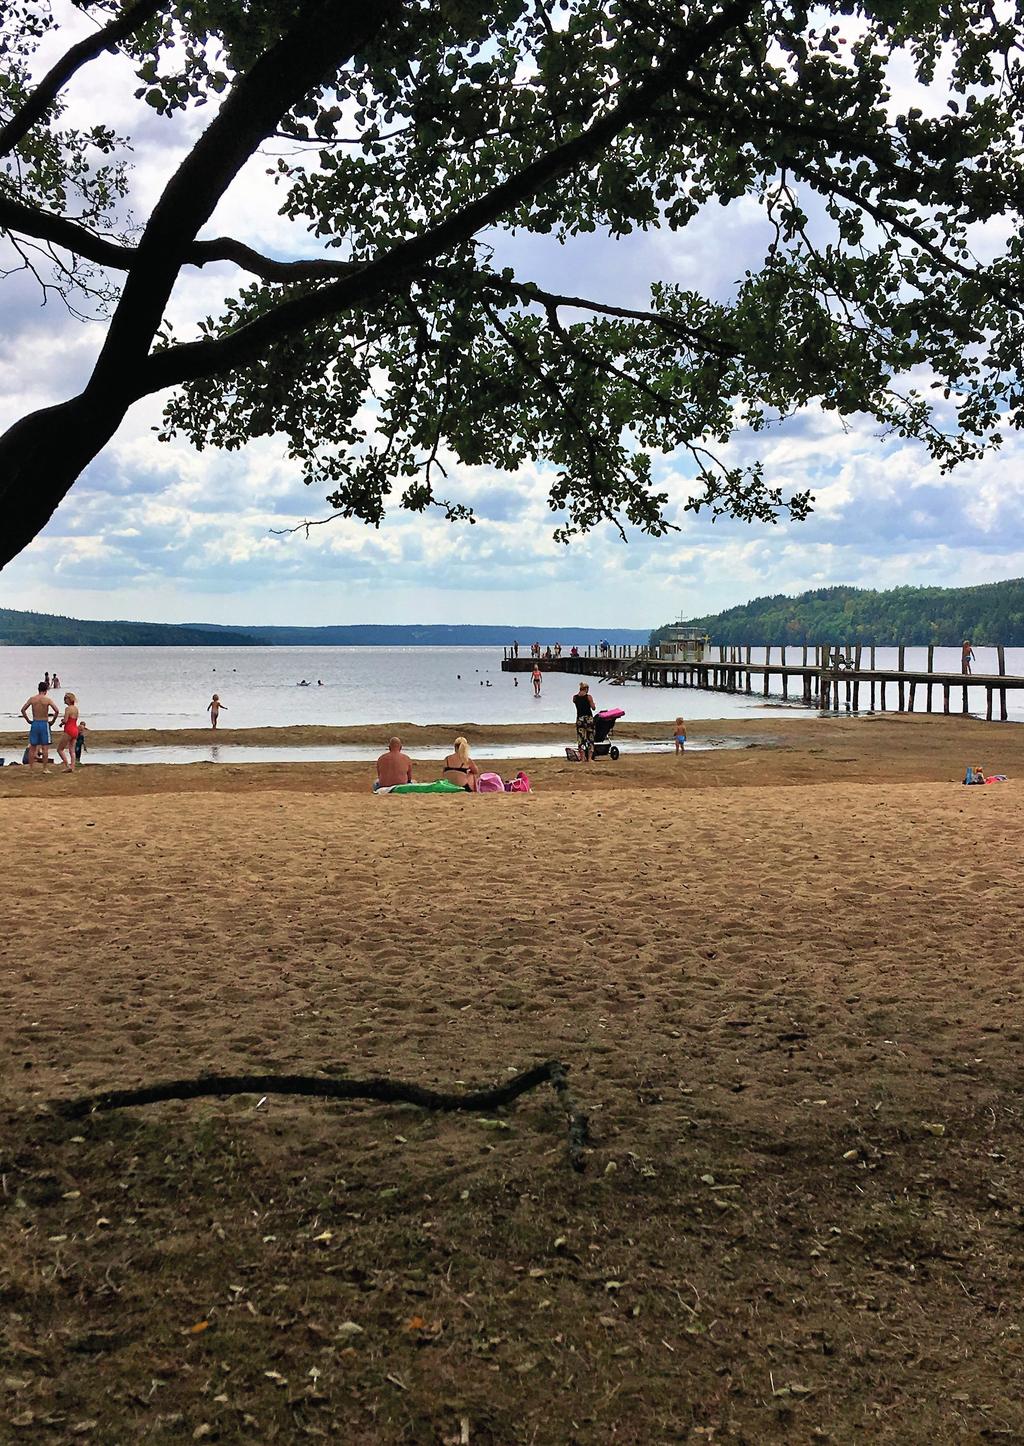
[374,734,481,792]
[18,680,84,772]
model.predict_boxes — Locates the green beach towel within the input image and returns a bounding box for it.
[387,780,465,795]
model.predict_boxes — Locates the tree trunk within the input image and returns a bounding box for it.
[0,1,399,572]
[0,392,129,568]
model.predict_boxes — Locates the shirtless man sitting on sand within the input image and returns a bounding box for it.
[374,736,414,791]
[20,682,59,772]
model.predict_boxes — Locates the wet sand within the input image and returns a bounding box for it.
[1,712,1021,797]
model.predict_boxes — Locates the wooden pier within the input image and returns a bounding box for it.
[501,643,1023,720]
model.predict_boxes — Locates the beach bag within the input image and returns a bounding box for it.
[477,772,504,792]
[507,771,531,793]
[564,746,581,762]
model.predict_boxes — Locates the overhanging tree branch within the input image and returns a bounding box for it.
[0,0,404,570]
[0,191,367,280]
[0,188,739,362]
[134,0,755,395]
[2,0,1021,572]
[0,0,165,157]
[86,0,404,392]
[0,192,137,269]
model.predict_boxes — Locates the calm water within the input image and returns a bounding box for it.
[33,738,741,768]
[1,644,1021,732]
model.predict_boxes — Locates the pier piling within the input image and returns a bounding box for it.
[499,642,1021,722]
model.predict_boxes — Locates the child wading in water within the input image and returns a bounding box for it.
[674,716,687,754]
[207,693,225,729]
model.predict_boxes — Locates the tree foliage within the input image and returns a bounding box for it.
[1,0,1023,568]
[0,605,251,646]
[654,579,1024,646]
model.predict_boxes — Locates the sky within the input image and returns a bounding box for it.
[0,5,1021,631]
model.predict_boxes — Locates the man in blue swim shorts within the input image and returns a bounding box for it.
[20,682,59,772]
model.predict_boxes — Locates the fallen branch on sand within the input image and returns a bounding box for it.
[54,1059,591,1171]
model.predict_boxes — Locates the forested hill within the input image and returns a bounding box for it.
[0,609,253,647]
[0,609,647,647]
[652,581,1024,646]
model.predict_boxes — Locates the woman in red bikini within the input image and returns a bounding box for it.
[57,692,80,773]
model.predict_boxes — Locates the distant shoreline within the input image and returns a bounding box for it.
[0,611,649,649]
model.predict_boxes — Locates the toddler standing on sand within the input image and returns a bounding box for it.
[207,693,225,729]
[674,716,687,753]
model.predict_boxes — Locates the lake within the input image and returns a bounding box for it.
[1,644,1021,732]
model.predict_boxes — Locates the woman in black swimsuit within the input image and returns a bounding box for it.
[442,735,479,792]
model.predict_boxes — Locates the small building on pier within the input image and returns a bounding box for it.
[658,623,710,664]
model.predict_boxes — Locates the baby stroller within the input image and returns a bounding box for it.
[566,707,625,761]
[592,707,624,760]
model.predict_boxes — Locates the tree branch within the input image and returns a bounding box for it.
[0,190,741,361]
[0,0,165,158]
[133,0,755,396]
[793,162,1014,306]
[483,277,737,358]
[0,191,137,268]
[188,235,363,282]
[0,191,367,281]
[54,1059,591,1171]
[85,0,403,394]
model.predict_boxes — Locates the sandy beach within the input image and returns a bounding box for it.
[2,712,1023,1441]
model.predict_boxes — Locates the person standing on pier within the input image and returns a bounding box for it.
[961,640,975,675]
